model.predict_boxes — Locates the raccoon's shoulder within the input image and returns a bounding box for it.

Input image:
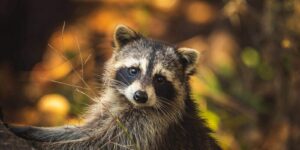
[161,98,221,150]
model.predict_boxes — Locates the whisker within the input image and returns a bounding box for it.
[157,97,173,106]
[107,79,127,87]
[118,73,130,85]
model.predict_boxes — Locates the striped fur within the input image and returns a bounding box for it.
[8,25,221,150]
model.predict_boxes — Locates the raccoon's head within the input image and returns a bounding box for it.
[104,25,199,115]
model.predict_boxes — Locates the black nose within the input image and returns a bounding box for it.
[133,91,148,103]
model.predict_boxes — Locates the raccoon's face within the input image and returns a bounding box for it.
[107,25,199,111]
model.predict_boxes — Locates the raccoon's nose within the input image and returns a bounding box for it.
[133,90,148,103]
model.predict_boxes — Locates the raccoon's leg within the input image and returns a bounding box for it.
[7,124,90,142]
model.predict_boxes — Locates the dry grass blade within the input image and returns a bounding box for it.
[50,80,88,90]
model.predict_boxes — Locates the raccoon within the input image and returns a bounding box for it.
[7,25,221,150]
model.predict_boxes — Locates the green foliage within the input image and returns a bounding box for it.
[241,47,260,68]
[200,109,220,131]
[257,62,274,80]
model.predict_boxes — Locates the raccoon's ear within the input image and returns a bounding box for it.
[113,25,141,49]
[177,47,200,75]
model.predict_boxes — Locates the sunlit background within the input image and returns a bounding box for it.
[1,0,300,149]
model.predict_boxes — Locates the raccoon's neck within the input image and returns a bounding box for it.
[83,88,184,149]
[83,107,169,150]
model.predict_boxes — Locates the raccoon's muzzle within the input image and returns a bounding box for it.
[133,90,148,103]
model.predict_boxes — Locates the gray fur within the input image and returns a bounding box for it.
[7,25,221,150]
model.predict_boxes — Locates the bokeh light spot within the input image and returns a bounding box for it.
[281,38,292,48]
[241,47,260,68]
[38,94,70,117]
[152,0,178,11]
[186,2,216,24]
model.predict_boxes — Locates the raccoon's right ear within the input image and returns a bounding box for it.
[177,47,200,75]
[113,25,141,50]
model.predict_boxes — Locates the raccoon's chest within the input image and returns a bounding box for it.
[99,112,165,150]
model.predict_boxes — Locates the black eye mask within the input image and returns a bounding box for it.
[153,74,176,101]
[115,66,176,102]
[115,67,140,86]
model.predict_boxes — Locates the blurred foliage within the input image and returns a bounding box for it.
[1,0,300,149]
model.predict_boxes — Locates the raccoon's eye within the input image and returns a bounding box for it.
[128,67,140,76]
[154,75,166,84]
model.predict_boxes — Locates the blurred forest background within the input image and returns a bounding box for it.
[0,0,300,149]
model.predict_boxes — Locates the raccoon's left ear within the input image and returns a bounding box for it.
[177,47,200,75]
[113,25,141,50]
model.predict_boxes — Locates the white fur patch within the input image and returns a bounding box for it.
[140,58,148,75]
[124,81,156,107]
[114,58,139,69]
[114,58,148,75]
[124,81,141,104]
